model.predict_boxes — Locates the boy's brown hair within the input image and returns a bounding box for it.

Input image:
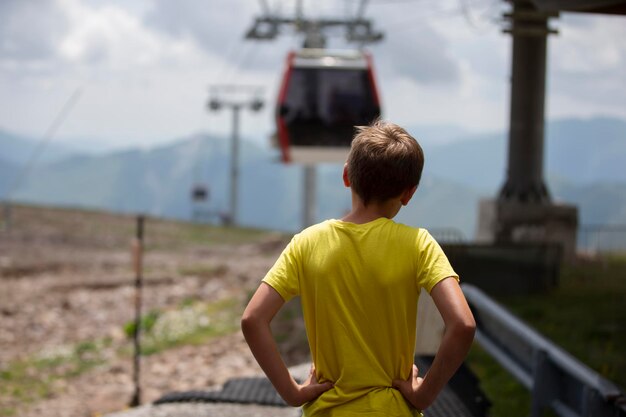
[346,120,424,206]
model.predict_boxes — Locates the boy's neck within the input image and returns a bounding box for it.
[341,192,402,224]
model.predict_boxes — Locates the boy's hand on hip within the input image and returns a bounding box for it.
[392,364,432,411]
[289,364,334,407]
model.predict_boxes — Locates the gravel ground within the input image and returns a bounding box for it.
[0,205,302,417]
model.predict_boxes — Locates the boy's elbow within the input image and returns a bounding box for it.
[459,316,476,341]
[240,311,258,336]
[450,314,476,342]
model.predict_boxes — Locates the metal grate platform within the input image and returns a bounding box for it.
[154,363,487,417]
[155,376,288,407]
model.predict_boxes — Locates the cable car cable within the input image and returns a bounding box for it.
[224,42,257,85]
[3,87,83,202]
[457,0,501,33]
[259,0,271,15]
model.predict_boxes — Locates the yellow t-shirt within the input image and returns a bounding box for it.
[262,217,458,417]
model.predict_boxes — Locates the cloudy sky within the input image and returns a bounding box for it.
[1,0,625,150]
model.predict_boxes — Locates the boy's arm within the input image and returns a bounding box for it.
[393,277,476,410]
[241,282,333,407]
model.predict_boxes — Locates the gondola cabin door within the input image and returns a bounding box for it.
[276,49,381,164]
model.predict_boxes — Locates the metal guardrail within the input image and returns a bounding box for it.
[579,225,626,253]
[462,284,626,417]
[428,228,466,243]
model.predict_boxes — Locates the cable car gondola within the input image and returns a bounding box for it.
[191,184,209,202]
[276,49,381,163]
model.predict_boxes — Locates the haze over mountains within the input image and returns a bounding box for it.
[1,117,625,238]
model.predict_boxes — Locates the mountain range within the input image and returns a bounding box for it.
[1,117,625,239]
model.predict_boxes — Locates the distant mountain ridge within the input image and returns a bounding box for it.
[0,128,80,165]
[1,117,625,237]
[422,117,626,191]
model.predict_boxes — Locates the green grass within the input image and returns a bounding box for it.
[1,296,243,416]
[467,254,626,416]
[123,309,160,338]
[467,344,530,417]
[501,256,626,387]
[123,298,241,356]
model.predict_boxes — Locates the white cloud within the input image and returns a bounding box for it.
[546,13,626,121]
[0,0,67,61]
[371,26,460,84]
[379,61,508,134]
[553,13,626,74]
[370,0,510,131]
[0,0,245,145]
[57,0,212,74]
[0,0,624,149]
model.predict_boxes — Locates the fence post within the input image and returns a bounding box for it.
[531,349,550,417]
[130,215,145,407]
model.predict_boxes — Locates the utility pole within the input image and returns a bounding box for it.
[302,165,317,228]
[208,85,264,226]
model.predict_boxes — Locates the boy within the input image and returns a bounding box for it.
[242,120,476,416]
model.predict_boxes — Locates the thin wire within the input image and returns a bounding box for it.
[259,0,271,15]
[223,41,256,85]
[214,36,248,82]
[458,0,502,33]
[356,0,369,19]
[3,87,83,200]
[381,0,499,33]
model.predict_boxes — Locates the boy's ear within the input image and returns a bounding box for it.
[400,185,418,206]
[342,163,350,187]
